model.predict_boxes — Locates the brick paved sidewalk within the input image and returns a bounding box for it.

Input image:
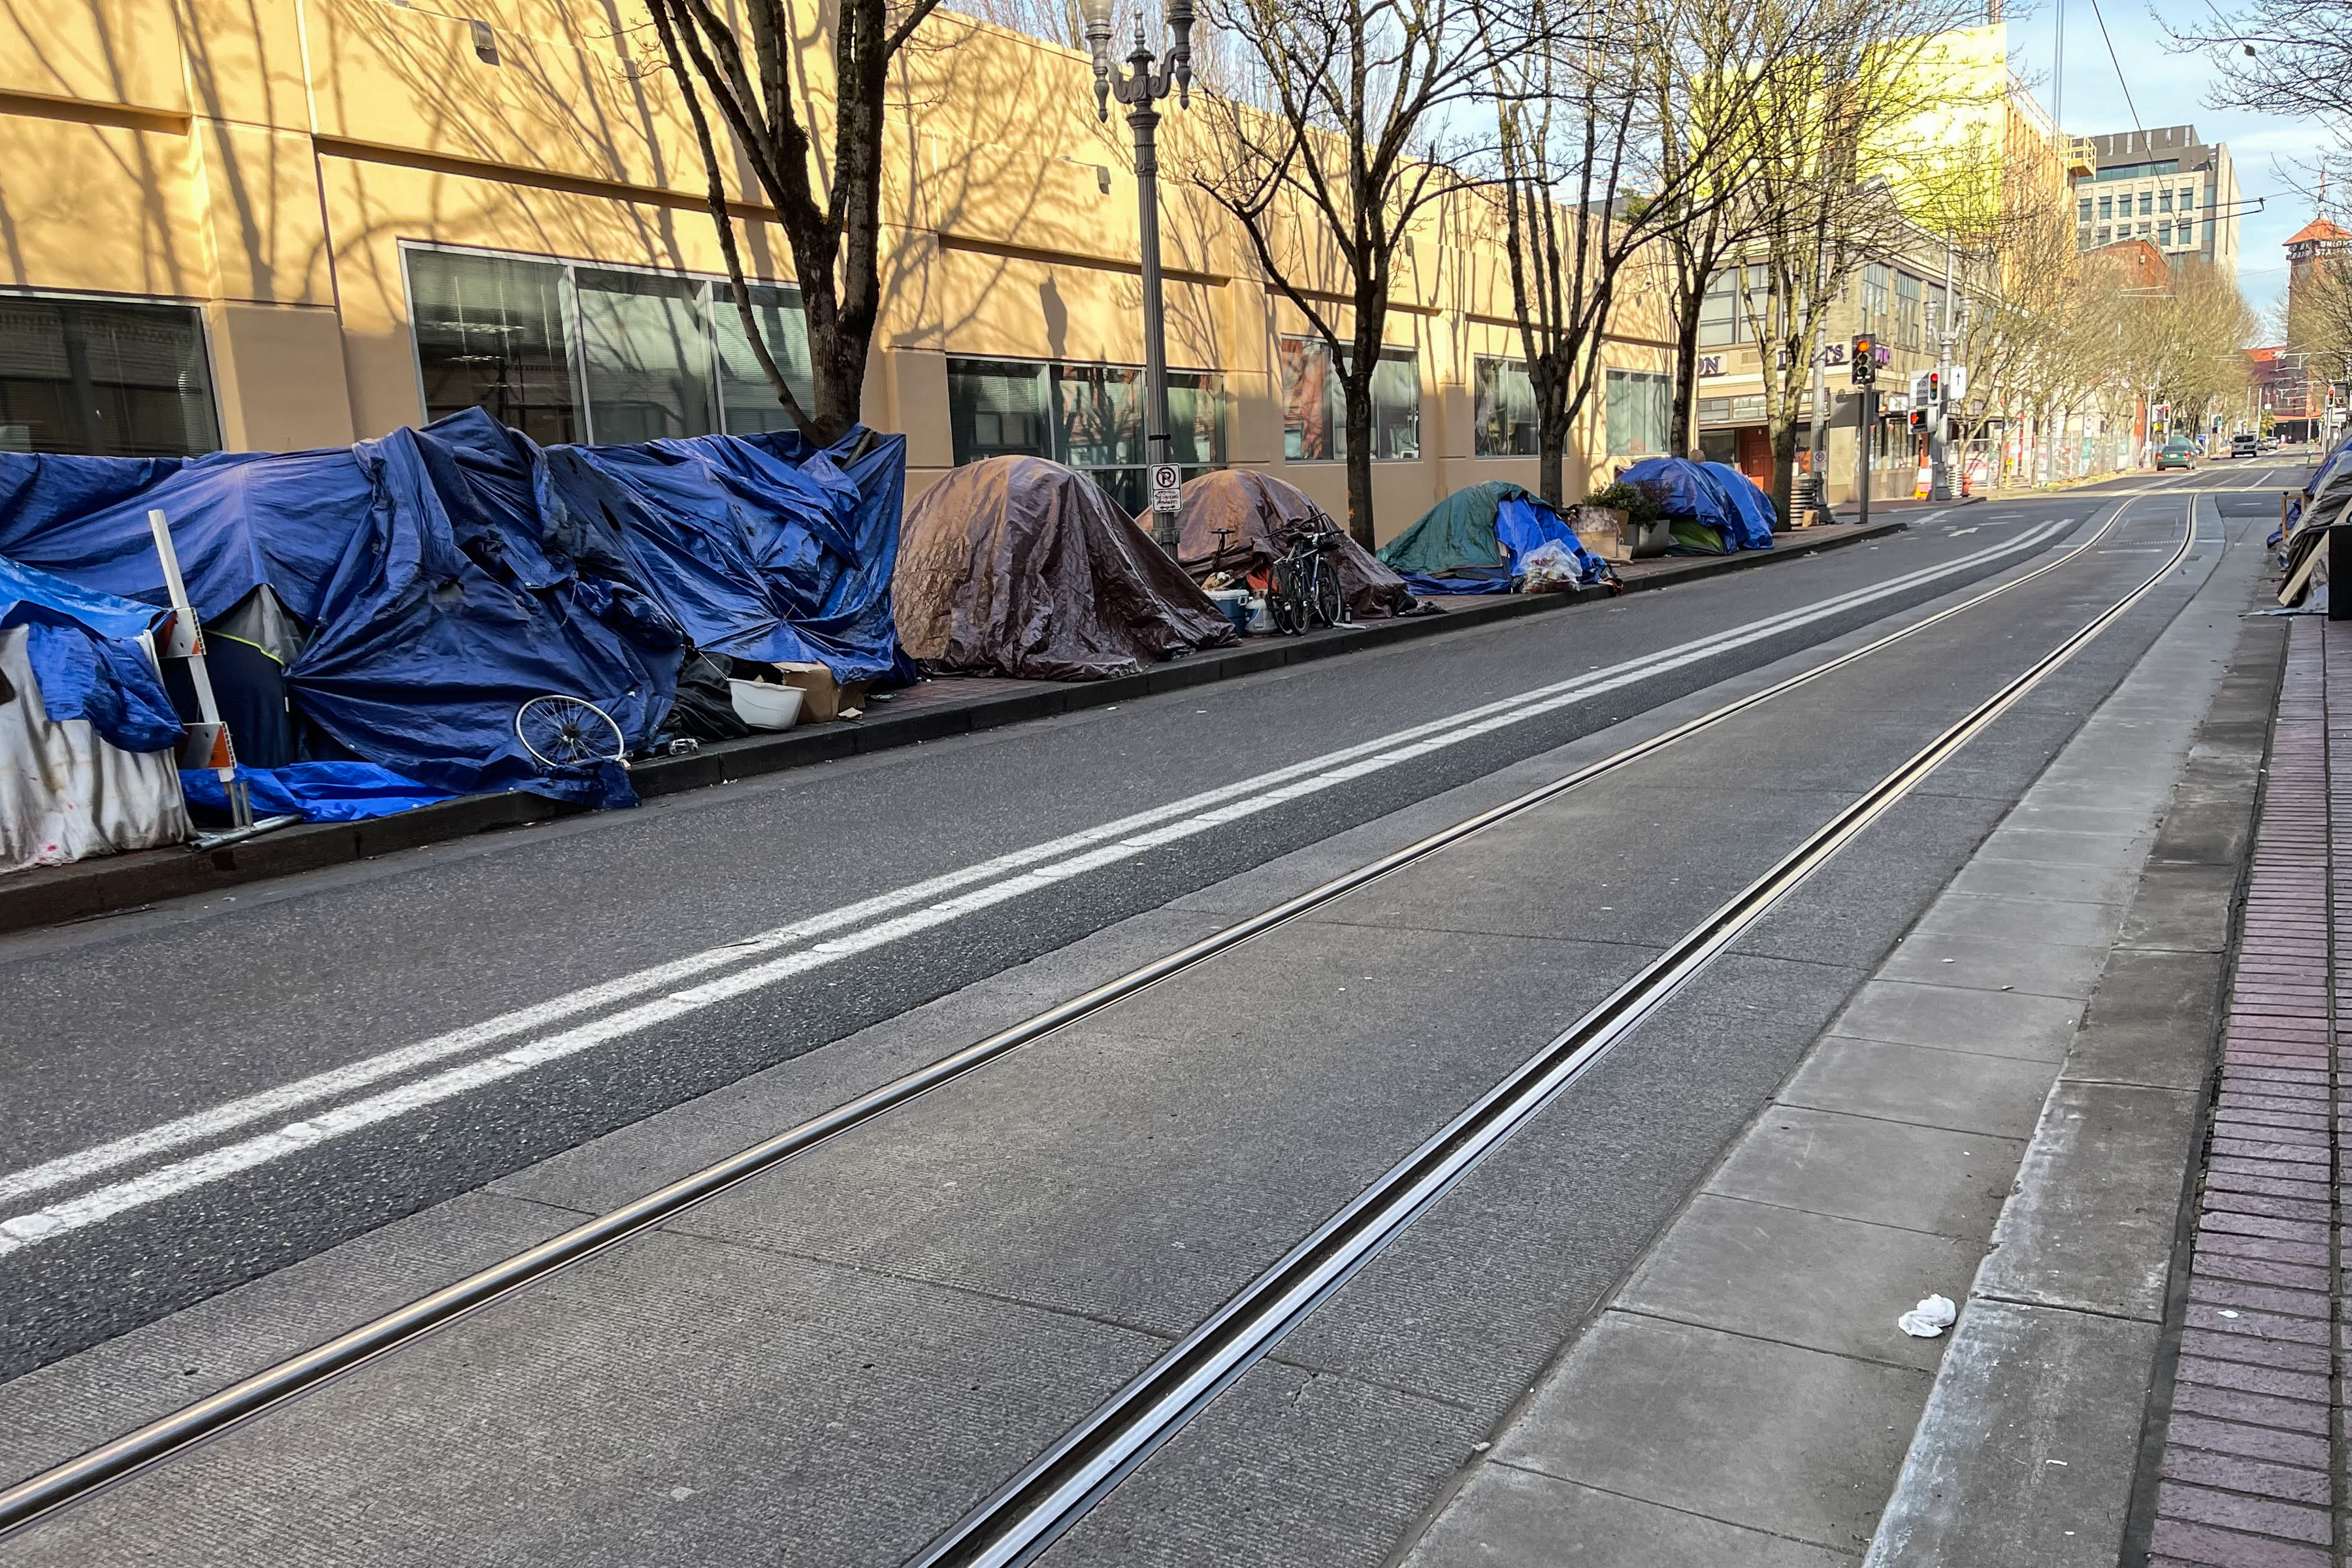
[2148,617,2337,1567]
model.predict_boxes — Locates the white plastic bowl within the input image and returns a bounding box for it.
[728,678,804,731]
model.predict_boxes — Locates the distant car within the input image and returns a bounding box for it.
[2155,439,2197,471]
[2230,433,2259,458]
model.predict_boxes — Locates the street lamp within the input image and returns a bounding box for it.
[1080,0,1194,549]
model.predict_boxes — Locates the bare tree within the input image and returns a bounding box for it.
[2168,0,2352,186]
[645,0,951,441]
[1188,0,1533,544]
[1731,0,1994,523]
[1478,8,1646,504]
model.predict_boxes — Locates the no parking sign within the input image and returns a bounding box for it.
[1151,463,1182,514]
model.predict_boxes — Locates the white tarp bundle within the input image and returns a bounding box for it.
[0,625,189,872]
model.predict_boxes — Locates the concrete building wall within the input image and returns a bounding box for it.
[0,0,1673,542]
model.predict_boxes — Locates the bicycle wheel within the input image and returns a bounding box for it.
[515,694,625,771]
[1311,559,1343,628]
[1269,557,1306,635]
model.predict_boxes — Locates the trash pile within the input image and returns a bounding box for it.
[0,409,906,863]
[1375,482,1616,596]
[894,456,1235,681]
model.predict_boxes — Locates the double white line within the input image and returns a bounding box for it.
[0,517,2080,1256]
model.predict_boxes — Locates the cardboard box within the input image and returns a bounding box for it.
[772,661,872,723]
[1569,506,1632,563]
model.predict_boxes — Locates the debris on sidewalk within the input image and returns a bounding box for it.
[1897,1294,1957,1338]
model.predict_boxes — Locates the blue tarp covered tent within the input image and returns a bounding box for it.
[0,411,906,811]
[1375,482,1612,595]
[1617,458,1776,552]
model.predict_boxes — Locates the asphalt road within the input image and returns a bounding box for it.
[0,463,2304,1425]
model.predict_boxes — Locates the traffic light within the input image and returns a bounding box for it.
[1925,370,1941,408]
[1909,406,1927,432]
[1851,335,1877,385]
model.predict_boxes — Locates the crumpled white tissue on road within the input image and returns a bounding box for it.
[1898,1294,1959,1337]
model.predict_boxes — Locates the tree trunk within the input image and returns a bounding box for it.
[1343,370,1377,550]
[1537,423,1567,510]
[1768,416,1800,529]
[1669,292,1705,457]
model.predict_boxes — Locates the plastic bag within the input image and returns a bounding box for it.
[1518,539,1584,593]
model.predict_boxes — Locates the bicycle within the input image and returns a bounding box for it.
[1266,520,1345,635]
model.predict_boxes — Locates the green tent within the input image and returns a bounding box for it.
[1375,481,1526,575]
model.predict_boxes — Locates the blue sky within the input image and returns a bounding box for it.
[2007,0,2323,325]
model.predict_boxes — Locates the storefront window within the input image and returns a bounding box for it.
[405,246,811,446]
[576,267,714,444]
[1474,357,1539,456]
[945,357,1226,514]
[0,296,220,457]
[1279,336,1418,461]
[713,282,815,436]
[1605,368,1671,457]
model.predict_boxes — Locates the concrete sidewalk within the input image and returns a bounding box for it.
[1396,497,2272,1564]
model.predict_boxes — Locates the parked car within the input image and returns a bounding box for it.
[2155,439,2197,471]
[2230,433,2260,458]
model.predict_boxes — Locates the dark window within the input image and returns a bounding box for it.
[407,247,811,445]
[946,357,1226,513]
[2097,195,2113,220]
[1474,357,1540,456]
[576,267,713,444]
[408,250,578,445]
[0,297,219,457]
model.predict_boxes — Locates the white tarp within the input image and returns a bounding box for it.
[0,625,189,872]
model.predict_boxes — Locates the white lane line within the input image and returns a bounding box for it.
[0,517,2087,1241]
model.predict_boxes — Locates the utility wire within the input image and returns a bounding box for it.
[2085,0,2143,130]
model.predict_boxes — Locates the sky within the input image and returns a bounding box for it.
[2005,0,2324,326]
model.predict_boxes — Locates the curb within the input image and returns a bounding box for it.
[1862,612,2289,1566]
[1,517,1906,937]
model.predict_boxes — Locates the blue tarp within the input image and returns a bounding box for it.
[0,411,907,810]
[0,554,182,753]
[181,762,451,823]
[1618,458,1776,552]
[1701,463,1779,551]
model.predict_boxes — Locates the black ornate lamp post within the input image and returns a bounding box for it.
[1079,0,1195,549]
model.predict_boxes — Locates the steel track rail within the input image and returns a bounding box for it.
[0,500,2148,1542]
[909,499,2200,1568]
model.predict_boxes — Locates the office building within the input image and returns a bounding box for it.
[2071,125,2241,278]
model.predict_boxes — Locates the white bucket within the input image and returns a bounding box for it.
[728,678,804,731]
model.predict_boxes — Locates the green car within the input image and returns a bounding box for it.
[2155,438,2197,471]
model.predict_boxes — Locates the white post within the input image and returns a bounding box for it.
[148,508,248,828]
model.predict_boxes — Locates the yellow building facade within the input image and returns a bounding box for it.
[0,0,1678,542]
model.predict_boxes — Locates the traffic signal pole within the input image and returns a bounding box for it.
[1851,333,1878,530]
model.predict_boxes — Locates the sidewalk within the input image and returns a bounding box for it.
[2133,616,2338,1567]
[0,516,1901,936]
[1396,499,2273,1565]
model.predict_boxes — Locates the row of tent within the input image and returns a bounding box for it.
[3,418,1778,870]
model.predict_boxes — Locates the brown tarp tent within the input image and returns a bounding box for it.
[1176,469,1413,620]
[894,456,1237,681]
